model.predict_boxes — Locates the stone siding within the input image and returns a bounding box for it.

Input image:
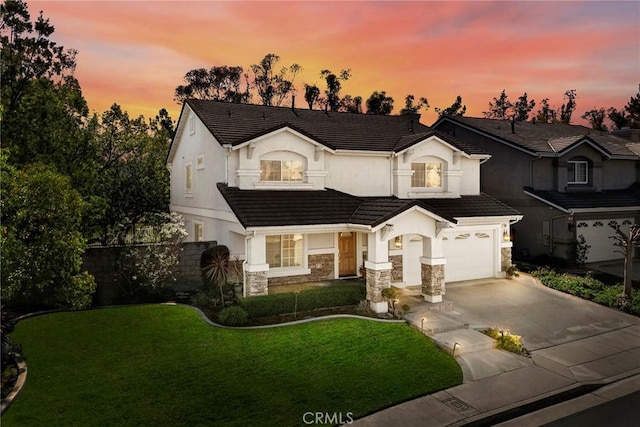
[501,247,513,271]
[366,268,391,302]
[421,264,445,298]
[246,271,268,296]
[268,253,335,288]
[389,255,403,282]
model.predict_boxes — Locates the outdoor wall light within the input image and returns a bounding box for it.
[394,236,402,248]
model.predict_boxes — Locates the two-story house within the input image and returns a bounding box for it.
[432,116,640,264]
[167,100,521,312]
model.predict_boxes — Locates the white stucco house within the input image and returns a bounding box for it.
[167,100,522,312]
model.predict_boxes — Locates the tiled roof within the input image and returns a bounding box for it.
[524,183,640,211]
[186,99,487,155]
[436,116,639,157]
[217,184,521,228]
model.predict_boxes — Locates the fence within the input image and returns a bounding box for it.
[83,241,216,305]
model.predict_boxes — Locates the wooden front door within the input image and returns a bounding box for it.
[338,233,357,277]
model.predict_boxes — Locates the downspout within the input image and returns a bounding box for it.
[243,233,250,298]
[222,144,232,184]
[389,155,394,196]
[530,153,543,188]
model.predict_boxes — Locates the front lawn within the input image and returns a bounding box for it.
[3,305,461,426]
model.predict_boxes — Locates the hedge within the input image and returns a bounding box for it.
[238,284,366,318]
[532,268,639,315]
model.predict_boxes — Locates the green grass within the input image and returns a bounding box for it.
[3,304,461,426]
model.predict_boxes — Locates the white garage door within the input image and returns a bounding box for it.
[576,218,632,263]
[444,230,496,282]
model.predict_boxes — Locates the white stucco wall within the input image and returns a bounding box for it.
[325,153,392,196]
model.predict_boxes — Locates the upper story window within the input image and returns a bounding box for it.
[260,160,303,182]
[567,160,588,184]
[266,234,304,268]
[185,163,193,191]
[411,162,442,188]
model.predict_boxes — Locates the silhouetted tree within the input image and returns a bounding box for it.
[581,108,607,131]
[341,95,362,113]
[320,68,351,111]
[400,94,429,115]
[483,89,512,119]
[365,90,394,115]
[250,53,301,106]
[174,66,249,104]
[559,89,577,124]
[304,84,320,110]
[514,92,535,121]
[610,224,640,299]
[535,98,552,123]
[608,86,640,129]
[435,95,466,117]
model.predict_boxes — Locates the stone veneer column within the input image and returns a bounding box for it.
[501,246,512,272]
[421,258,445,303]
[245,271,268,296]
[365,261,392,313]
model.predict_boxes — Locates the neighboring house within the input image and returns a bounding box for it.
[167,100,521,312]
[432,116,640,263]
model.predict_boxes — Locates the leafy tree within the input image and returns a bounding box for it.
[250,53,301,106]
[610,224,640,299]
[514,92,535,121]
[435,95,466,117]
[304,83,320,110]
[581,108,608,131]
[483,89,512,119]
[90,104,171,244]
[341,94,362,113]
[607,86,640,130]
[319,68,351,111]
[174,66,250,104]
[365,91,394,115]
[1,0,77,113]
[1,159,96,309]
[559,89,577,124]
[535,98,552,123]
[400,94,429,115]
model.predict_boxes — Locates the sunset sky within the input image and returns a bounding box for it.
[29,0,640,126]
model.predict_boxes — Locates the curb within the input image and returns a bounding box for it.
[0,353,28,415]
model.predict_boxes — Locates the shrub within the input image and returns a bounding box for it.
[190,290,220,309]
[483,327,528,355]
[239,285,365,318]
[217,306,248,326]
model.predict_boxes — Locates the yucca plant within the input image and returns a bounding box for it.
[201,246,230,307]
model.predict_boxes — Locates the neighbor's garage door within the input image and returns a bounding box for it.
[443,229,496,282]
[576,218,632,263]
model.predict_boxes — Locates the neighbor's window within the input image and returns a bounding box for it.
[185,163,193,191]
[411,162,442,188]
[266,234,304,268]
[567,161,588,184]
[260,160,303,182]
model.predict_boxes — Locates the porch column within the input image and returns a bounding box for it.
[421,237,446,303]
[244,234,269,296]
[365,232,391,313]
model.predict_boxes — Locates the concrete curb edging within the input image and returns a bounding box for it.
[181,303,407,329]
[0,353,28,415]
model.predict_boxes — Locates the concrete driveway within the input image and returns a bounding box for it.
[442,275,640,351]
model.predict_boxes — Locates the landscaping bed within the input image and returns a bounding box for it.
[3,304,461,426]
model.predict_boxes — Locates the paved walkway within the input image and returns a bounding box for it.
[352,275,640,426]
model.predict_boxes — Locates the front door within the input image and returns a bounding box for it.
[338,233,357,276]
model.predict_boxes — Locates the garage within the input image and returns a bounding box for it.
[443,229,496,282]
[576,218,632,263]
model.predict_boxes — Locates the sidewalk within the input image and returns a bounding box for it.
[351,277,640,426]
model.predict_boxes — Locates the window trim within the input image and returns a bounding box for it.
[567,160,588,184]
[188,116,195,135]
[193,222,203,242]
[260,159,304,183]
[411,161,442,188]
[266,234,306,270]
